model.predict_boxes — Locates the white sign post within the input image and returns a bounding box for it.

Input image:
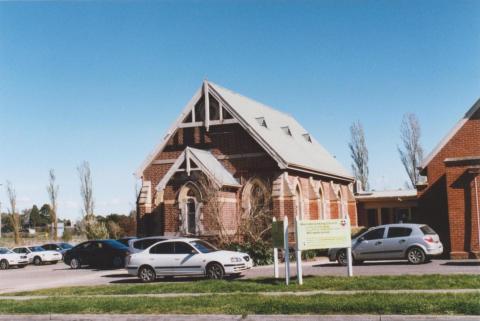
[284,216,290,285]
[272,216,290,285]
[294,216,303,285]
[272,217,279,279]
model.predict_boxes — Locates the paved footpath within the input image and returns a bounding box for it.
[0,314,479,321]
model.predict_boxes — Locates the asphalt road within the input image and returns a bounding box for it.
[0,258,479,294]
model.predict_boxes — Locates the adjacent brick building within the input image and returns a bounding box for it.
[135,81,357,239]
[418,99,480,259]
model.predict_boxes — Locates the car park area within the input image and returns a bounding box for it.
[1,257,479,294]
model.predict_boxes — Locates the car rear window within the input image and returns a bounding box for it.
[133,238,166,250]
[104,240,129,250]
[387,227,412,238]
[420,225,437,235]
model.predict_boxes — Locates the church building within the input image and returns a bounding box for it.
[135,81,357,239]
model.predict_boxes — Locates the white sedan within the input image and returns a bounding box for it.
[126,238,253,282]
[12,246,62,265]
[0,247,29,270]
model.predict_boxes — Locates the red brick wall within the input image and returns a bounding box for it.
[419,108,480,258]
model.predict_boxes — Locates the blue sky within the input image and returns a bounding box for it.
[0,0,479,221]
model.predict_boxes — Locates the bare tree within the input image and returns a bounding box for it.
[398,113,424,188]
[77,161,107,239]
[198,174,233,246]
[349,121,370,191]
[77,161,94,218]
[5,181,21,244]
[47,169,59,240]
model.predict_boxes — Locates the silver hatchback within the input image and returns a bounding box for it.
[328,224,443,265]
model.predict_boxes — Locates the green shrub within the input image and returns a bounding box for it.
[226,241,274,266]
[289,249,323,262]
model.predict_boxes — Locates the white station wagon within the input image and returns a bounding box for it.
[12,246,62,265]
[126,238,253,282]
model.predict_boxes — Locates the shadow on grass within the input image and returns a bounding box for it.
[313,261,412,268]
[443,261,480,266]
[107,274,287,285]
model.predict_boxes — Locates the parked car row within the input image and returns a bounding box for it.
[0,242,73,270]
[61,236,252,282]
[2,224,443,279]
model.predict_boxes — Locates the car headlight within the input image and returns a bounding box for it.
[230,257,242,263]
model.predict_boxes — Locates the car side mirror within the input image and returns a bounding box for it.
[190,249,197,255]
[358,237,365,243]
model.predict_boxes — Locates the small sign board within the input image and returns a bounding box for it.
[57,223,64,238]
[272,221,285,248]
[296,219,351,251]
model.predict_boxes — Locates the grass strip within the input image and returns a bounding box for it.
[0,293,479,315]
[7,274,480,297]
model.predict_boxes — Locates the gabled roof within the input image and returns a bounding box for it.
[137,81,353,181]
[208,82,352,180]
[420,98,480,170]
[156,147,240,191]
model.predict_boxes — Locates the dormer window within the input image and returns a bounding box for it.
[256,117,267,128]
[281,126,292,136]
[303,133,312,143]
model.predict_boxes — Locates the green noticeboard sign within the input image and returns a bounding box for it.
[296,219,351,251]
[272,221,285,248]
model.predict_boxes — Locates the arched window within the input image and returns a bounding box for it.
[241,178,269,214]
[337,190,343,218]
[250,182,266,212]
[178,183,202,235]
[337,189,348,219]
[318,187,325,219]
[295,185,304,219]
[186,198,196,234]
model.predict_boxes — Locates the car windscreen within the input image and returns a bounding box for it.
[103,240,129,250]
[28,246,45,252]
[420,225,437,235]
[190,240,218,254]
[0,248,12,254]
[60,243,73,249]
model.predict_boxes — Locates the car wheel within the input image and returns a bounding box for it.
[112,256,124,269]
[0,259,9,270]
[337,250,348,266]
[33,256,42,266]
[138,266,156,283]
[407,247,426,264]
[70,257,81,269]
[206,262,225,280]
